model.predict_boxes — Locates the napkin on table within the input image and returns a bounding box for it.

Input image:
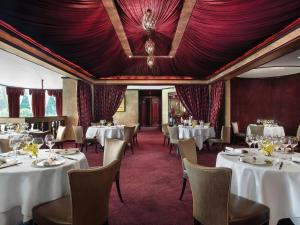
[292,156,300,163]
[225,147,248,154]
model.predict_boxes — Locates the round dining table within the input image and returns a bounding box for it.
[86,125,124,146]
[246,124,285,137]
[0,149,88,225]
[178,125,215,150]
[216,150,300,225]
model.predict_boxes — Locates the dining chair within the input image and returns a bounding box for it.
[0,139,11,153]
[73,126,99,152]
[168,126,180,153]
[296,125,300,142]
[183,158,270,225]
[133,123,140,146]
[178,138,197,200]
[53,126,66,149]
[123,126,135,154]
[103,139,126,202]
[162,123,170,146]
[231,122,246,143]
[208,126,230,150]
[249,125,264,137]
[204,122,211,127]
[32,160,120,225]
[91,122,100,126]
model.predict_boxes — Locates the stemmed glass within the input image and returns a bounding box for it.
[32,137,44,158]
[9,136,21,159]
[45,134,55,158]
[246,135,253,149]
[289,136,298,153]
[23,134,33,145]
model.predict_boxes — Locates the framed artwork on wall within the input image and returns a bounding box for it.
[117,96,126,112]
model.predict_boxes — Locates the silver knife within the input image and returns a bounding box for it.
[0,162,22,169]
[279,162,283,170]
[61,156,78,161]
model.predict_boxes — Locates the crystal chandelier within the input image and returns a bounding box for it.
[147,55,155,69]
[145,38,155,55]
[142,9,156,32]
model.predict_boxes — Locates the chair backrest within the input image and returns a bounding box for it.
[168,126,179,143]
[56,126,66,141]
[220,126,231,143]
[183,158,232,225]
[297,125,300,142]
[123,126,135,143]
[91,122,100,126]
[73,126,84,144]
[178,138,197,170]
[69,160,120,225]
[103,139,126,166]
[231,122,239,134]
[250,125,264,137]
[0,139,11,153]
[162,123,169,135]
[133,124,139,135]
[204,122,211,127]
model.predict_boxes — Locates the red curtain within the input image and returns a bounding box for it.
[77,80,92,133]
[175,85,209,121]
[29,89,45,117]
[48,89,62,116]
[6,87,24,117]
[94,85,127,121]
[210,81,225,130]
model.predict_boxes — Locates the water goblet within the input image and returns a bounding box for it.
[246,135,253,149]
[9,136,21,159]
[32,137,44,158]
[45,134,55,158]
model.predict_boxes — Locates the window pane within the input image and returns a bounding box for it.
[20,89,33,117]
[45,91,57,116]
[0,85,9,117]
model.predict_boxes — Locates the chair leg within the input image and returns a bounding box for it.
[85,143,88,152]
[95,143,98,153]
[115,172,124,203]
[194,218,203,225]
[179,177,187,200]
[163,136,166,146]
[169,143,173,153]
[167,137,170,146]
[130,142,134,154]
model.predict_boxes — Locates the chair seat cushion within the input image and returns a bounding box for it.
[33,196,72,225]
[229,194,269,225]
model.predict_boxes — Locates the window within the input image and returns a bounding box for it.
[45,91,57,116]
[0,85,9,117]
[20,89,33,117]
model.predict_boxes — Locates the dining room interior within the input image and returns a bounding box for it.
[0,1,300,225]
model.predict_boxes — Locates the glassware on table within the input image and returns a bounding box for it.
[32,137,44,158]
[45,134,55,158]
[100,120,106,126]
[245,135,253,149]
[23,134,33,145]
[9,136,22,159]
[289,136,298,154]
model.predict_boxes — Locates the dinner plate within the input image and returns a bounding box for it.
[0,158,19,169]
[55,148,80,155]
[239,156,272,166]
[32,157,65,168]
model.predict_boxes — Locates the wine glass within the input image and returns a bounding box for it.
[32,137,44,158]
[9,136,21,159]
[246,135,253,149]
[45,134,55,158]
[289,136,298,153]
[23,134,33,145]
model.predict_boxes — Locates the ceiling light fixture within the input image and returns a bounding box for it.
[142,9,156,32]
[145,38,155,55]
[147,55,155,69]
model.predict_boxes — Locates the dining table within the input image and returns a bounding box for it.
[178,125,215,150]
[216,149,300,225]
[86,125,124,146]
[0,149,88,225]
[246,124,285,137]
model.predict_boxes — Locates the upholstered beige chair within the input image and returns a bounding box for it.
[183,159,270,225]
[168,126,180,153]
[133,123,140,145]
[296,125,300,142]
[249,125,264,137]
[73,126,99,152]
[103,139,126,202]
[54,126,66,149]
[91,122,100,126]
[32,160,120,225]
[208,126,230,150]
[178,138,197,200]
[0,139,11,153]
[162,123,170,146]
[231,122,246,143]
[123,126,135,154]
[204,122,211,127]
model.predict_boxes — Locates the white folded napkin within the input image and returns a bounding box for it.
[0,157,7,163]
[292,156,300,163]
[225,147,248,154]
[43,157,56,166]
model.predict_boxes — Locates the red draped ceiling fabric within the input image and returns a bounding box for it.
[77,81,92,133]
[48,89,63,116]
[175,85,209,121]
[209,81,225,129]
[94,85,127,121]
[6,87,24,117]
[29,89,45,117]
[1,1,300,78]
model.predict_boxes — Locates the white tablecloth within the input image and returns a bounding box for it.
[86,126,124,146]
[246,124,285,137]
[178,125,215,150]
[216,150,300,225]
[0,150,89,225]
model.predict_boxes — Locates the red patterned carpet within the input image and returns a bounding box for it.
[83,127,219,225]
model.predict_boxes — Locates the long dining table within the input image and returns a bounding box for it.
[0,149,88,225]
[216,149,300,225]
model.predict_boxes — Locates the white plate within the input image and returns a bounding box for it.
[55,148,79,155]
[0,158,19,168]
[32,157,65,168]
[240,156,272,166]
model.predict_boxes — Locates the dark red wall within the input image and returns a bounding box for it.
[231,75,300,136]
